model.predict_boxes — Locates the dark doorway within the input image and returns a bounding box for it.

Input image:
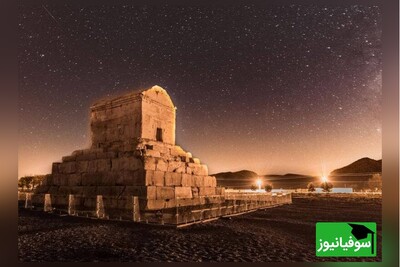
[156,128,163,142]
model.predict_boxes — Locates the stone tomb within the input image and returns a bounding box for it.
[33,85,225,220]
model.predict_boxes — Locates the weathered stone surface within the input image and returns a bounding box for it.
[96,159,111,172]
[191,187,199,197]
[52,174,67,186]
[52,163,61,174]
[153,171,165,186]
[76,161,89,173]
[87,161,97,173]
[165,172,182,186]
[199,187,216,196]
[193,175,204,187]
[59,162,76,174]
[143,157,156,171]
[215,187,225,195]
[67,174,82,186]
[62,155,76,162]
[82,186,97,197]
[76,153,97,161]
[96,151,117,159]
[181,173,193,187]
[156,186,175,200]
[175,187,193,198]
[81,173,99,186]
[35,86,225,215]
[144,170,154,186]
[145,199,166,210]
[155,158,168,172]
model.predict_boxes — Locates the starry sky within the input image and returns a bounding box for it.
[18,4,382,177]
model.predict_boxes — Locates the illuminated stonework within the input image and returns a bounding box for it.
[33,86,222,215]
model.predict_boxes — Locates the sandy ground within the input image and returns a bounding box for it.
[18,194,381,262]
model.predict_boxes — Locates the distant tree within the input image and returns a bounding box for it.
[307,182,316,192]
[250,185,257,191]
[264,184,273,192]
[32,175,45,189]
[18,176,34,191]
[368,174,382,191]
[321,181,333,192]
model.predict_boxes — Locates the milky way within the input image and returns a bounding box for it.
[18,4,382,177]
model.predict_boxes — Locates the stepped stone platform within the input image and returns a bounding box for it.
[29,85,291,225]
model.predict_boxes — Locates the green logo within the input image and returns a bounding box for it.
[316,222,376,257]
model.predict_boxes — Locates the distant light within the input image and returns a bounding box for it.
[321,176,328,183]
[256,178,262,190]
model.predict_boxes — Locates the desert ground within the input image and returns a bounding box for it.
[18,193,381,262]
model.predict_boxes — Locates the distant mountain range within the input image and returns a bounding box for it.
[212,157,382,190]
[330,157,382,174]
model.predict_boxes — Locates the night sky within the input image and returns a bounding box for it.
[18,4,382,177]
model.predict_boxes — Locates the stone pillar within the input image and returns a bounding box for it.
[68,194,76,215]
[96,195,105,218]
[132,196,140,222]
[24,192,32,209]
[44,193,52,212]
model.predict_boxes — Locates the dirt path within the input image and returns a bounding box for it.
[18,195,381,262]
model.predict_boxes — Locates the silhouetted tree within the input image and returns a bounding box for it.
[321,181,333,192]
[250,185,257,191]
[307,182,316,192]
[264,184,273,192]
[368,174,382,191]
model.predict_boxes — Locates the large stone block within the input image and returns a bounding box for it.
[62,155,76,162]
[156,186,175,200]
[67,173,82,186]
[144,150,160,157]
[96,151,117,159]
[210,176,217,187]
[59,162,76,174]
[76,161,89,173]
[81,173,100,186]
[145,199,166,210]
[98,172,117,186]
[87,161,97,173]
[143,157,156,171]
[96,159,111,172]
[72,150,84,157]
[153,171,165,186]
[40,174,51,186]
[175,187,193,199]
[165,172,182,186]
[144,170,154,186]
[181,173,193,187]
[35,185,50,194]
[111,157,140,171]
[82,186,97,197]
[191,187,199,197]
[193,158,201,164]
[167,161,183,172]
[52,163,61,174]
[49,186,59,195]
[170,146,186,157]
[155,158,168,172]
[199,187,216,196]
[76,153,97,161]
[52,174,68,186]
[193,175,205,187]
